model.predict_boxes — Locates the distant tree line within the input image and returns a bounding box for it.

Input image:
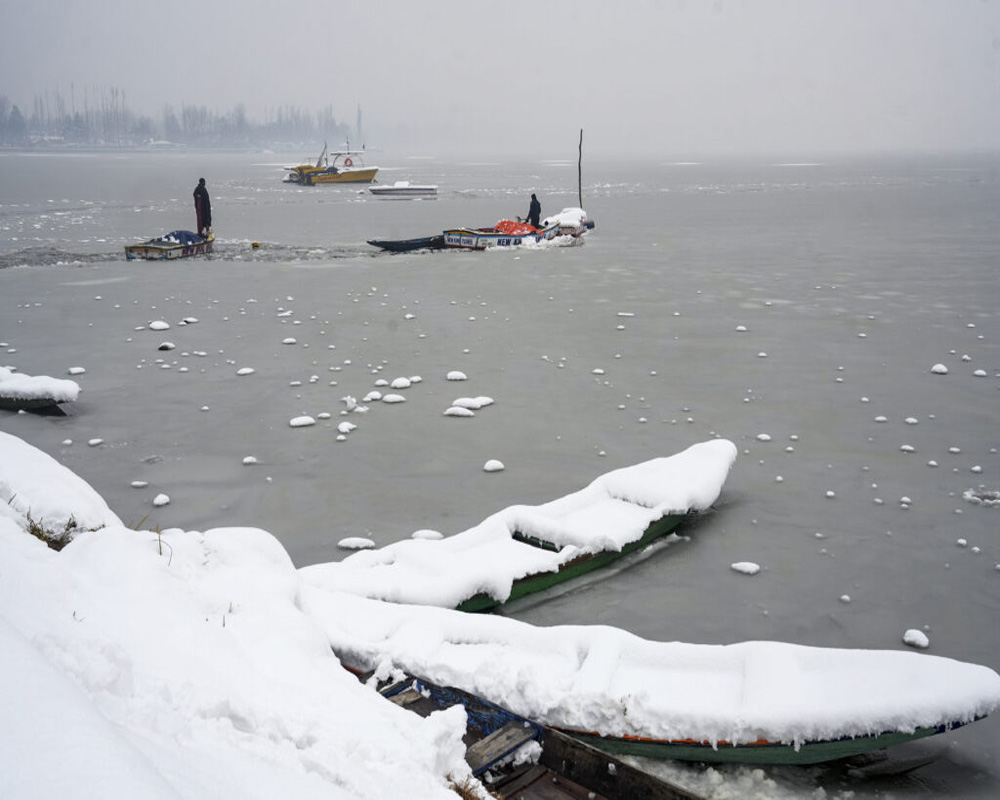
[0,86,354,148]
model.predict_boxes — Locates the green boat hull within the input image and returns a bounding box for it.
[561,723,958,765]
[456,512,685,613]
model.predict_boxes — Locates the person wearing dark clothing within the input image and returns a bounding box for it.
[193,178,212,236]
[526,193,541,228]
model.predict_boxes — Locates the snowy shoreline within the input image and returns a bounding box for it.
[3,430,1000,797]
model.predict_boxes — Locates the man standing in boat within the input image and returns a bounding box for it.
[193,178,212,237]
[526,193,541,228]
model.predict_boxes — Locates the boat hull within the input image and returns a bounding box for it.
[559,722,965,766]
[285,166,379,185]
[125,232,214,261]
[456,512,685,612]
[367,235,445,252]
[0,395,66,413]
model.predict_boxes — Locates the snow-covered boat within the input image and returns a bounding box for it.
[368,181,438,198]
[307,590,1000,767]
[124,230,214,261]
[442,219,562,250]
[0,366,80,412]
[300,439,739,611]
[541,207,590,238]
[358,669,694,798]
[284,142,379,185]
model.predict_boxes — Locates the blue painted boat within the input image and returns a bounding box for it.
[442,220,561,250]
[125,230,214,260]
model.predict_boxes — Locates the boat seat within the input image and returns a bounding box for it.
[466,720,540,775]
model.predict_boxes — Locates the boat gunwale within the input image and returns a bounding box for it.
[124,231,214,260]
[441,221,561,250]
[456,512,686,612]
[553,717,979,765]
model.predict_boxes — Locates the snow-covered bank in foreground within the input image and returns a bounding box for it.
[0,429,121,531]
[2,430,1000,799]
[300,439,738,608]
[0,432,474,800]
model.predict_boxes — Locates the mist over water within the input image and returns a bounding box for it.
[4,1,999,157]
[2,149,999,797]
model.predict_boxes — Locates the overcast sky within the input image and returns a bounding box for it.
[3,0,998,157]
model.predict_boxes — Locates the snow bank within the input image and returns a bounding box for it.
[0,430,121,532]
[0,433,476,800]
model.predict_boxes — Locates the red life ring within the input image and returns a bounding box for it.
[344,157,353,167]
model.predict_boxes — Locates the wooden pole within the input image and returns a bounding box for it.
[578,128,583,209]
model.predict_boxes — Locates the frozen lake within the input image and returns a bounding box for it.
[1,148,998,797]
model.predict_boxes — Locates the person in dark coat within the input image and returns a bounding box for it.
[193,178,212,237]
[526,193,541,228]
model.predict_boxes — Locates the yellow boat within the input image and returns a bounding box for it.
[283,142,379,185]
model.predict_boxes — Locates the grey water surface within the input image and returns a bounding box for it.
[1,149,998,798]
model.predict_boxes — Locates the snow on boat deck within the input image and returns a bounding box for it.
[299,439,738,608]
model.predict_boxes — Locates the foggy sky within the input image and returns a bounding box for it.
[3,0,999,158]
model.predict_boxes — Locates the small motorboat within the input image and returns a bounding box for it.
[284,142,379,185]
[124,230,214,261]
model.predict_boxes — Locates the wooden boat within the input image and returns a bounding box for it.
[369,181,438,198]
[367,235,445,253]
[125,230,214,261]
[354,668,699,799]
[299,440,738,612]
[443,219,561,250]
[0,395,68,413]
[314,592,1000,771]
[284,142,379,185]
[456,512,686,613]
[0,366,80,413]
